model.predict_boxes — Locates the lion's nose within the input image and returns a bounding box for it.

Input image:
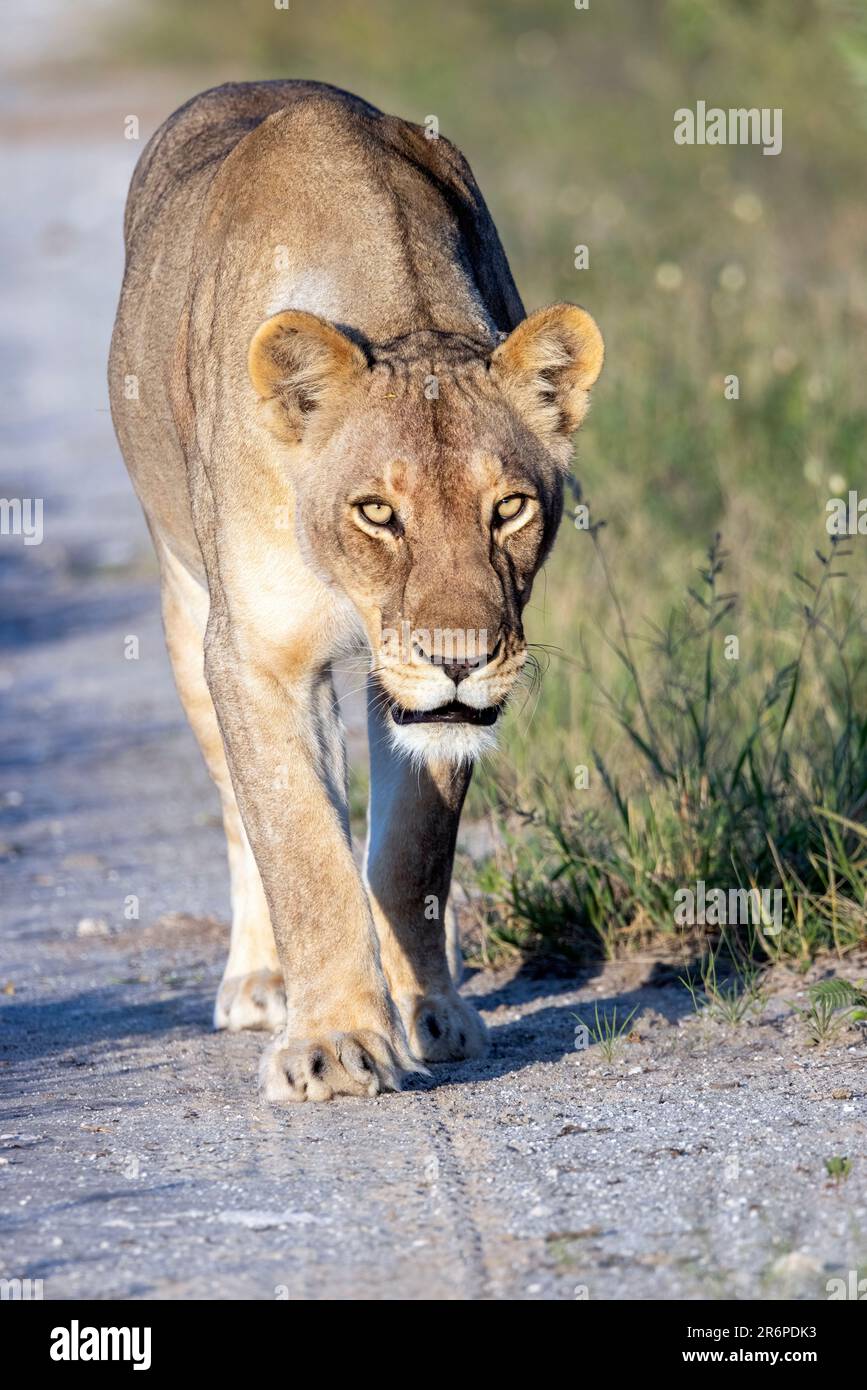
[442,657,477,685]
[441,636,501,684]
[411,632,501,682]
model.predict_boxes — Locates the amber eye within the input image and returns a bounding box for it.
[358,501,394,527]
[495,494,526,523]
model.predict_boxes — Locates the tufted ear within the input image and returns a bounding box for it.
[490,304,604,461]
[248,310,367,444]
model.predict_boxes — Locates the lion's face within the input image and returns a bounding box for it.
[249,308,604,764]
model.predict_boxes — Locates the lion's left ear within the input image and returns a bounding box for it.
[490,304,604,460]
[248,310,367,445]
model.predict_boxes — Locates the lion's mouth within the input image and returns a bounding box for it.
[389,701,500,727]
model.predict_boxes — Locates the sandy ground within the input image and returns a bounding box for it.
[2,8,866,1303]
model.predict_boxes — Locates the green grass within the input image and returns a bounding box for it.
[680,932,769,1025]
[97,0,867,964]
[468,530,867,964]
[572,1001,638,1061]
[789,977,867,1045]
[824,1155,853,1185]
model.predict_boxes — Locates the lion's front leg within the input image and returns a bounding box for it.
[364,680,489,1062]
[205,640,418,1102]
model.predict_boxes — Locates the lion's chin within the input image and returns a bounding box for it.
[386,717,499,769]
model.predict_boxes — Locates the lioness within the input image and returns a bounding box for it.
[109,81,603,1102]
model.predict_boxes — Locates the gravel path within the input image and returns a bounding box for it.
[2,11,866,1303]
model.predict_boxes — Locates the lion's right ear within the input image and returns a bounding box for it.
[248,310,367,444]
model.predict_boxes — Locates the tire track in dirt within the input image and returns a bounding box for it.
[426,1089,494,1299]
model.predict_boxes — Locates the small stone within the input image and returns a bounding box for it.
[76,917,110,938]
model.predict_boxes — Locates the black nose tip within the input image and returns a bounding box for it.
[438,637,501,684]
[442,659,475,684]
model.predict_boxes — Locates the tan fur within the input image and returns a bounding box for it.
[109,82,603,1102]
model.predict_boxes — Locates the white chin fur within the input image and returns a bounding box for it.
[387,718,499,768]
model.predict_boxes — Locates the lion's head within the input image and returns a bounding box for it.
[249,304,603,765]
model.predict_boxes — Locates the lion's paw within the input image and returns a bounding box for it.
[403,991,489,1062]
[259,1028,414,1103]
[214,969,286,1033]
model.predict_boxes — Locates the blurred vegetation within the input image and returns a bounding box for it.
[101,0,867,960]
